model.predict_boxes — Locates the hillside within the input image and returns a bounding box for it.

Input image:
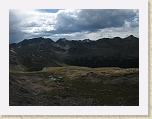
[10,66,139,106]
[9,35,139,71]
[9,35,139,106]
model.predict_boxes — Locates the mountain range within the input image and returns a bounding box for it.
[9,35,139,71]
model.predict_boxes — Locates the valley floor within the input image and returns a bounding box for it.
[9,66,139,106]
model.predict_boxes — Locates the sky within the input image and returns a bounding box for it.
[9,9,139,43]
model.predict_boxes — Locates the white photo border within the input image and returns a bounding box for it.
[0,0,148,115]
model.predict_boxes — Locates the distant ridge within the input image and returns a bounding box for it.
[9,35,139,71]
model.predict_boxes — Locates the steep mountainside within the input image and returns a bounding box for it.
[9,35,139,71]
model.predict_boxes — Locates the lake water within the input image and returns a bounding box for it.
[50,77,57,80]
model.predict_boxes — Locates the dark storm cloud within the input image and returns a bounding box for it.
[9,10,25,43]
[9,9,139,43]
[9,29,26,43]
[54,9,137,34]
[9,10,42,43]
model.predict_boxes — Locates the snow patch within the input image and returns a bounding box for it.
[10,49,16,53]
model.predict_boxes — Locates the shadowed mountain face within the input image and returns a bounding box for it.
[9,36,139,106]
[9,35,139,71]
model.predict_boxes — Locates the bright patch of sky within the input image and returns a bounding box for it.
[36,9,61,13]
[9,9,139,43]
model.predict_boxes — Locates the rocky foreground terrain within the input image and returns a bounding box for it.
[9,66,139,106]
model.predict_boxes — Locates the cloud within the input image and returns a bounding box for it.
[53,9,137,34]
[9,9,56,43]
[9,9,139,43]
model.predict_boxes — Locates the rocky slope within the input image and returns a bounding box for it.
[9,35,139,106]
[9,66,139,106]
[9,35,139,71]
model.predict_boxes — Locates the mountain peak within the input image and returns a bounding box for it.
[113,36,122,39]
[127,35,135,38]
[17,37,54,47]
[57,38,67,42]
[82,39,91,43]
[124,35,138,40]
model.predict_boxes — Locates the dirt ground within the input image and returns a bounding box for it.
[9,66,139,106]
